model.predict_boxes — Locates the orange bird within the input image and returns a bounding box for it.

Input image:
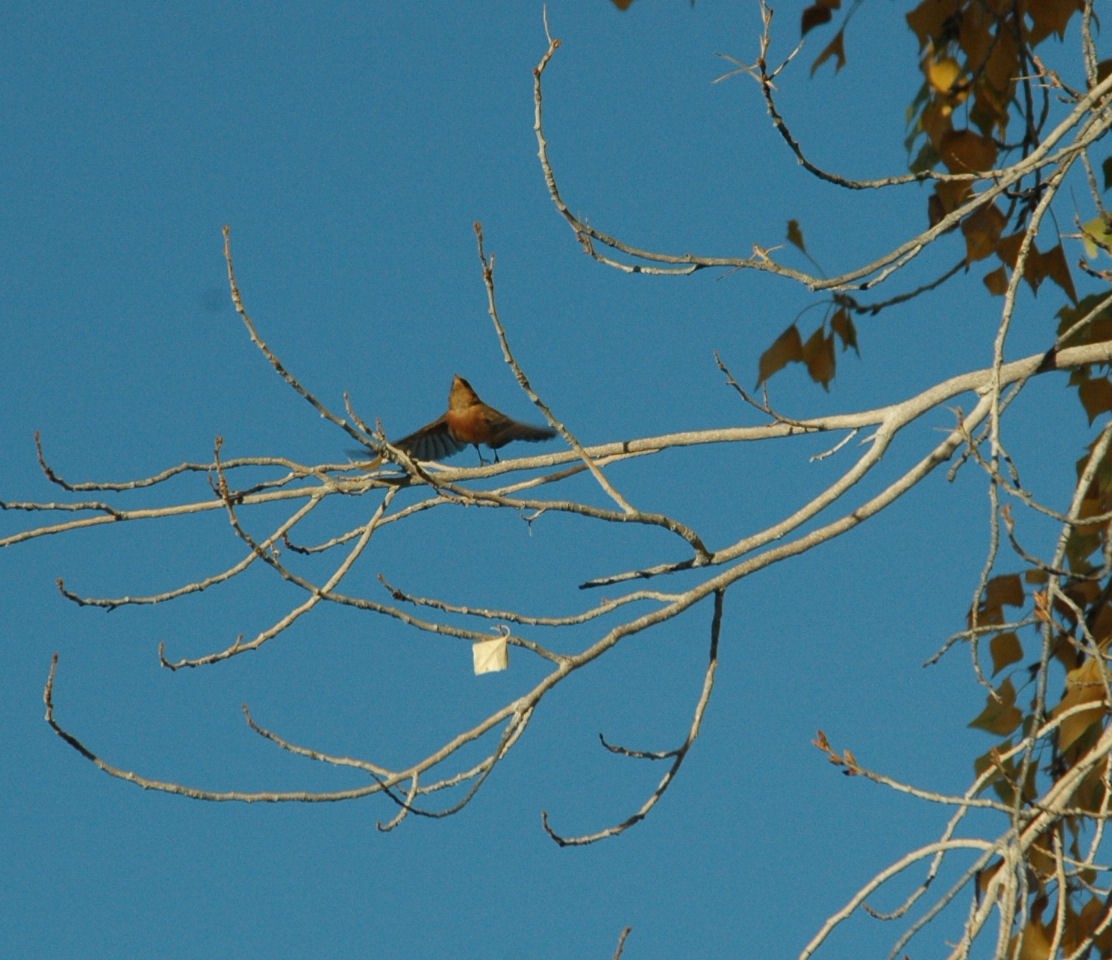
[392,375,557,463]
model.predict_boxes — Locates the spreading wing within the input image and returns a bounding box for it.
[486,417,557,450]
[393,417,469,461]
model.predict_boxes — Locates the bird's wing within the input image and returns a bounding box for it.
[486,417,557,450]
[393,417,469,461]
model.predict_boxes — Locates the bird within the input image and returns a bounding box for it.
[387,375,557,463]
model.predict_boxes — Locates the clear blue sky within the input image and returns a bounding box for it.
[1,4,1098,958]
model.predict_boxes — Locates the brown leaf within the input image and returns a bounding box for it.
[962,202,1005,263]
[756,324,804,386]
[995,231,1025,268]
[982,266,1008,296]
[982,28,1019,98]
[932,180,972,220]
[974,573,1025,626]
[940,128,998,173]
[920,99,955,151]
[906,0,960,49]
[802,326,836,390]
[968,677,1022,736]
[989,631,1022,675]
[1035,242,1077,304]
[1012,919,1052,960]
[810,29,846,76]
[830,307,858,353]
[786,219,807,254]
[801,3,833,36]
[958,5,993,68]
[1026,0,1083,43]
[928,192,946,228]
[1058,294,1112,345]
[1079,376,1112,425]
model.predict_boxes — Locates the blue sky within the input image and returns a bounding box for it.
[2,4,1102,959]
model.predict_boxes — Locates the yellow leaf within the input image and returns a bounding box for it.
[1081,214,1112,259]
[1053,658,1108,753]
[1012,918,1052,960]
[928,57,962,94]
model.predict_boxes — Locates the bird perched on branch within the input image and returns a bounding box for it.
[389,374,557,463]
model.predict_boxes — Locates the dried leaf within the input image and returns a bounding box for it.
[802,326,836,390]
[906,0,953,49]
[810,28,846,76]
[940,128,997,173]
[756,324,804,386]
[982,266,1008,296]
[996,232,1024,268]
[1079,376,1112,424]
[969,677,1022,736]
[989,631,1022,675]
[473,637,509,674]
[830,307,858,353]
[1035,242,1077,304]
[973,573,1025,627]
[786,219,807,254]
[1011,919,1052,960]
[801,3,833,36]
[933,180,972,220]
[962,202,1005,262]
[1026,0,1083,43]
[1053,659,1108,753]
